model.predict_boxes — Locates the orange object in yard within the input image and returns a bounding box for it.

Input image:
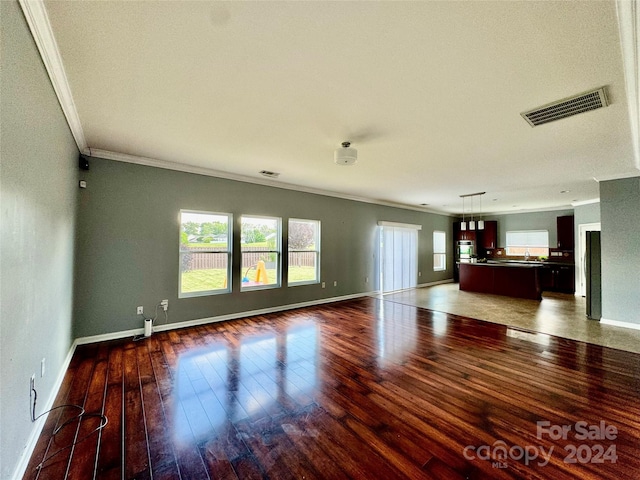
[255,260,268,284]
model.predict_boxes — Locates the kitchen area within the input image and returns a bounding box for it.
[454,213,584,303]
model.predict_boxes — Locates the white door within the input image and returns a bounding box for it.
[379,226,418,293]
[577,222,601,297]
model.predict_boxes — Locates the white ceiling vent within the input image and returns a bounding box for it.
[521,87,608,127]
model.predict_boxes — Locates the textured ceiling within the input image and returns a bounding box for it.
[42,0,639,214]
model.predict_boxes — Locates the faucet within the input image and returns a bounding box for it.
[524,249,530,261]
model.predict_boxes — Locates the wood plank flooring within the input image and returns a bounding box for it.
[24,298,640,479]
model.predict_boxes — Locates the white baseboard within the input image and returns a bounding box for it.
[75,327,144,345]
[75,291,378,345]
[11,340,78,480]
[600,318,640,331]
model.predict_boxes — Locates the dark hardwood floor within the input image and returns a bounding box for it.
[24,298,640,479]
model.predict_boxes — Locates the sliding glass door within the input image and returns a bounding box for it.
[379,225,418,293]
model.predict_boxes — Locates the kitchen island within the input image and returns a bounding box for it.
[459,261,542,300]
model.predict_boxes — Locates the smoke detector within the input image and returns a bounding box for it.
[521,87,608,127]
[334,141,357,166]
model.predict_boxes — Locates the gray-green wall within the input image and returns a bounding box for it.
[74,158,454,338]
[574,202,601,237]
[600,177,640,325]
[1,2,79,478]
[482,209,575,248]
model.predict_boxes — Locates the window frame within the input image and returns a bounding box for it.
[433,230,447,272]
[505,230,550,256]
[178,209,232,298]
[240,215,282,291]
[288,218,321,287]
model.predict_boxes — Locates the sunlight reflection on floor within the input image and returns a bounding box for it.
[379,283,640,353]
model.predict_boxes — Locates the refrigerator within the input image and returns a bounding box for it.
[585,231,601,320]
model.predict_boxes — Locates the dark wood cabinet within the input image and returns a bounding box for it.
[541,264,575,293]
[453,222,477,242]
[480,220,498,249]
[459,263,542,300]
[557,215,574,250]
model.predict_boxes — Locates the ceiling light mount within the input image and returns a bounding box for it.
[334,141,357,166]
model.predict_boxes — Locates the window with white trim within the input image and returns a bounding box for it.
[179,210,232,297]
[288,219,320,286]
[506,230,549,256]
[433,230,446,271]
[241,215,281,290]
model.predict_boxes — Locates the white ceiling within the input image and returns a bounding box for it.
[33,0,640,214]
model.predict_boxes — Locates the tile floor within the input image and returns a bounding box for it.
[380,282,640,354]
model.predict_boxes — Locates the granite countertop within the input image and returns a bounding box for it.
[462,261,542,268]
[485,260,574,266]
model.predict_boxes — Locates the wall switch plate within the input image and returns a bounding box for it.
[333,281,338,287]
[322,282,325,288]
[137,306,144,315]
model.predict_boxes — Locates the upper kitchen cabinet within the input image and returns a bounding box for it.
[480,220,498,249]
[453,222,477,242]
[557,215,575,250]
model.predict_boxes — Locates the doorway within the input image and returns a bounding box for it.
[577,222,601,297]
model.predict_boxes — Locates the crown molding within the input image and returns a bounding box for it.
[571,198,600,207]
[479,205,577,216]
[87,148,454,216]
[592,170,640,182]
[616,0,640,170]
[19,0,87,153]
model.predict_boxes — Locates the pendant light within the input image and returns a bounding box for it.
[460,196,467,231]
[478,194,485,230]
[460,192,486,231]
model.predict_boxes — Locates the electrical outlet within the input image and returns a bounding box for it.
[365,277,369,283]
[333,281,338,287]
[30,374,35,391]
[41,358,45,377]
[419,271,422,277]
[137,306,144,315]
[322,282,325,288]
[160,299,168,311]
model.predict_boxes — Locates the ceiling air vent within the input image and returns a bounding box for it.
[259,170,280,178]
[521,87,608,127]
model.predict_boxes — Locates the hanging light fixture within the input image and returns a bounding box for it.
[460,192,486,231]
[478,194,485,230]
[460,195,467,231]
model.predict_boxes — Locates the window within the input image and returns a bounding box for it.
[179,210,231,297]
[433,230,446,271]
[288,219,320,286]
[506,230,549,256]
[241,216,281,290]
